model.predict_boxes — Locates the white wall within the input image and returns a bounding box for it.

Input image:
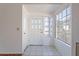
[0,4,22,54]
[72,4,79,56]
[22,5,30,52]
[49,16,56,46]
[72,4,79,43]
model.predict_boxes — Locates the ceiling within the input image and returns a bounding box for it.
[23,3,64,15]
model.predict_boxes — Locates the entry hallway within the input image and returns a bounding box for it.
[23,45,61,56]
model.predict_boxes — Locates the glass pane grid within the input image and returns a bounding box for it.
[56,6,72,45]
[63,8,67,17]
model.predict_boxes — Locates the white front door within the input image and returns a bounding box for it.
[30,17,44,45]
[30,17,53,46]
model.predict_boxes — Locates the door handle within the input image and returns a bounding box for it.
[24,33,26,34]
[40,32,43,33]
[17,27,20,31]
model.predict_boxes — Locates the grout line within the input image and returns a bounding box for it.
[29,44,44,46]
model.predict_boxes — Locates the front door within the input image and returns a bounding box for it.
[30,17,53,46]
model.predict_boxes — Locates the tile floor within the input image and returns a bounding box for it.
[23,45,61,56]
